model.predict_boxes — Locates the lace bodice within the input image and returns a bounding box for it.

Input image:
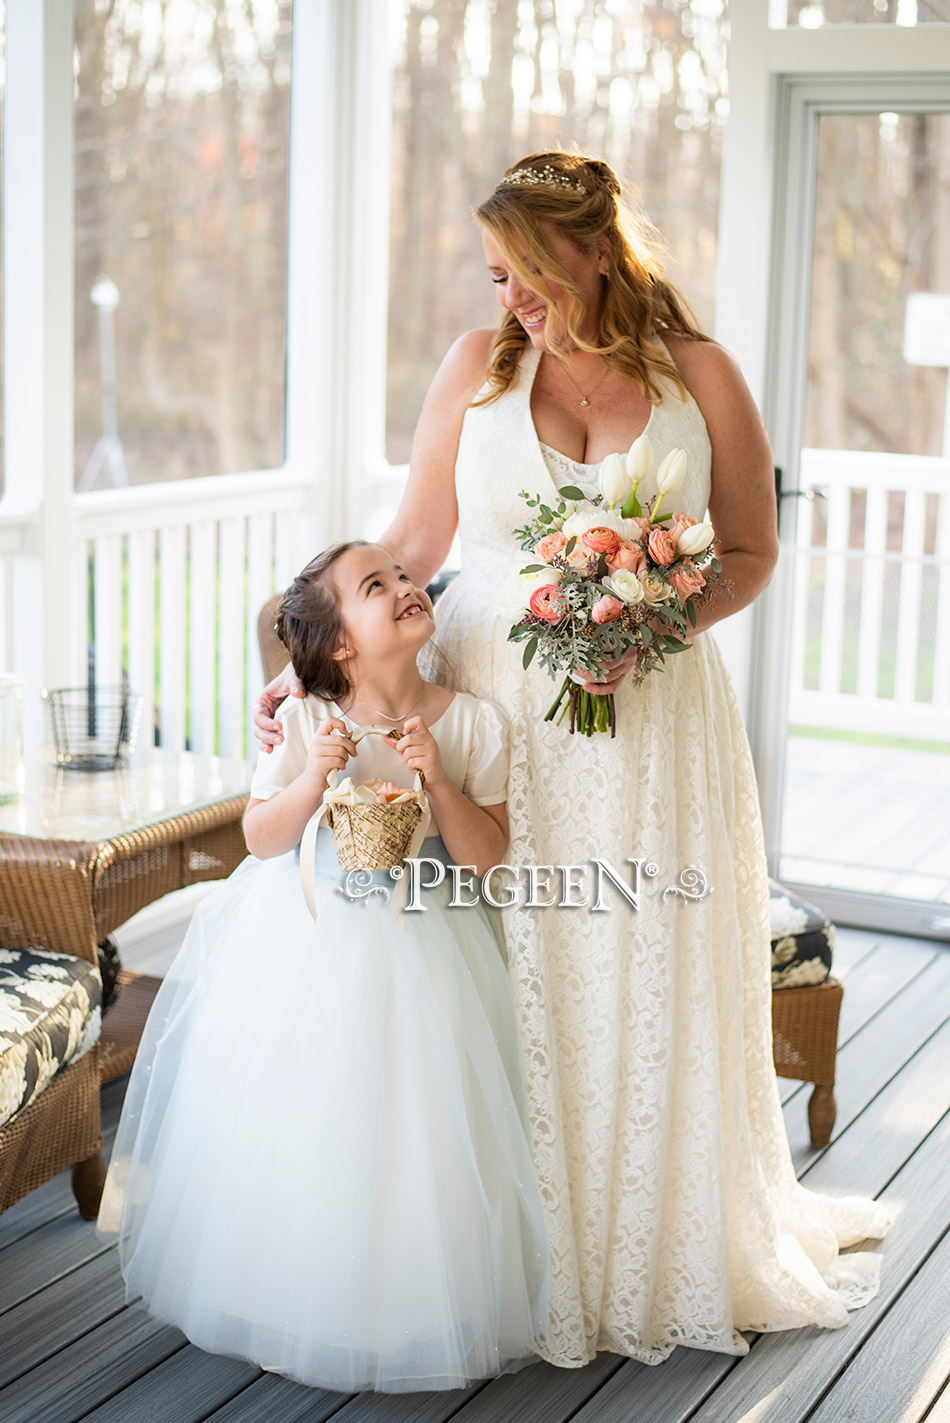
[537,443,602,501]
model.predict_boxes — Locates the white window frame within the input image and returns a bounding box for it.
[714,4,950,730]
[717,0,950,939]
[6,1,950,763]
[1,0,356,737]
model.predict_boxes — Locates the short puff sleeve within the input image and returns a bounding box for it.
[462,699,509,807]
[248,696,328,801]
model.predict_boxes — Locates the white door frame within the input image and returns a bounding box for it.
[763,74,950,944]
[717,6,950,938]
[714,5,950,727]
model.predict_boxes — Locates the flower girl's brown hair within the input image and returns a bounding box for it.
[474,149,717,408]
[276,541,369,703]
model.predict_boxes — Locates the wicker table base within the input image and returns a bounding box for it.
[100,969,163,1084]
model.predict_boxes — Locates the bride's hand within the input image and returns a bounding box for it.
[252,662,306,753]
[573,615,687,694]
[572,645,641,696]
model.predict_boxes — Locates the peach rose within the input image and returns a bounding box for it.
[631,516,652,538]
[535,531,567,562]
[647,527,677,566]
[591,595,623,625]
[564,543,594,569]
[670,512,698,546]
[581,526,622,557]
[669,561,706,602]
[606,541,647,577]
[528,583,568,624]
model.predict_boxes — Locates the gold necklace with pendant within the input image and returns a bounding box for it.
[559,359,610,407]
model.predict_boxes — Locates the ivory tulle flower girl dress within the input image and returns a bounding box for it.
[96,542,548,1394]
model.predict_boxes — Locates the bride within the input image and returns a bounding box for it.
[255,150,891,1368]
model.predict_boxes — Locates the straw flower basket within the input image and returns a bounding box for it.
[324,725,427,872]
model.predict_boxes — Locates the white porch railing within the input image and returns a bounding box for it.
[3,447,947,761]
[73,469,319,764]
[790,448,950,742]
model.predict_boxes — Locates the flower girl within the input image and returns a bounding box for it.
[96,541,549,1394]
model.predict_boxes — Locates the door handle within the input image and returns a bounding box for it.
[774,467,828,500]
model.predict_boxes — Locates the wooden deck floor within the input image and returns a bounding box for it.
[2,925,950,1422]
[781,735,950,903]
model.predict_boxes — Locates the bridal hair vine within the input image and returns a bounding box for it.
[503,165,588,196]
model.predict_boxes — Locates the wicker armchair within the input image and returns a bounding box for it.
[258,594,286,685]
[768,881,842,1148]
[0,941,106,1219]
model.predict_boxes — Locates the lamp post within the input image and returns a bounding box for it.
[77,275,129,492]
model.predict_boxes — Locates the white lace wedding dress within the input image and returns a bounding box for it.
[424,336,892,1368]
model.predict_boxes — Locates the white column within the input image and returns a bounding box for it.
[3,0,76,733]
[284,0,335,544]
[710,0,776,730]
[284,0,391,556]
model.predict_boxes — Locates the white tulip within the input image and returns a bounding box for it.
[604,570,644,605]
[655,448,687,495]
[599,452,632,509]
[676,522,715,556]
[626,433,653,486]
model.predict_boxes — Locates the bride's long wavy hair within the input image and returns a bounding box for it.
[473,150,716,407]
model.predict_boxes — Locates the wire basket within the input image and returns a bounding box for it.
[43,685,144,771]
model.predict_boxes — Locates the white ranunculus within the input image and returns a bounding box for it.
[626,432,653,485]
[598,452,632,509]
[604,569,644,604]
[676,522,715,556]
[656,448,687,494]
[562,506,626,540]
[615,516,646,542]
[639,570,674,604]
[499,565,561,622]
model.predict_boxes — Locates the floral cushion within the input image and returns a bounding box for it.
[0,948,102,1131]
[769,879,834,990]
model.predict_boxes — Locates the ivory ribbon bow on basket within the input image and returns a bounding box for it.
[299,725,431,925]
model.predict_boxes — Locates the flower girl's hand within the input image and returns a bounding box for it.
[307,718,357,792]
[396,717,446,789]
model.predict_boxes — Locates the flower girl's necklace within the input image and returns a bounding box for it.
[352,688,424,722]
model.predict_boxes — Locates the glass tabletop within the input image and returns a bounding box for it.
[0,747,252,843]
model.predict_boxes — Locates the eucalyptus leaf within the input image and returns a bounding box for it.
[523,639,538,669]
[559,485,586,501]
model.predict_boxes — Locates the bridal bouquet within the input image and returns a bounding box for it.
[506,434,729,736]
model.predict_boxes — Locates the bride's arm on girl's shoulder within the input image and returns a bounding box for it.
[378,329,496,588]
[662,334,779,634]
[253,329,494,753]
[243,719,357,859]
